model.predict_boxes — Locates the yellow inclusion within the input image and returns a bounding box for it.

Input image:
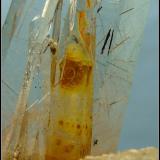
[50,54,56,91]
[45,41,94,160]
[46,2,96,158]
[78,11,96,58]
[86,0,91,9]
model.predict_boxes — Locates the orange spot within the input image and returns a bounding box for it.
[58,120,64,126]
[77,124,81,129]
[64,144,74,153]
[55,139,61,146]
[78,129,82,136]
[61,59,91,87]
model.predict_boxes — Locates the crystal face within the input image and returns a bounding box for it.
[2,0,149,159]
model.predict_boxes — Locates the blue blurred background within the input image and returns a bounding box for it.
[118,0,159,150]
[2,0,159,150]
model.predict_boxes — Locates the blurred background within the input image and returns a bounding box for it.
[118,0,159,150]
[2,0,159,150]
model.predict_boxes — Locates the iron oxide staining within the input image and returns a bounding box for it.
[64,144,74,153]
[45,155,57,160]
[80,147,87,157]
[80,144,91,158]
[60,59,92,88]
[76,123,82,136]
[77,124,81,129]
[48,8,94,157]
[57,120,91,138]
[58,41,93,89]
[46,135,76,159]
[58,120,64,126]
[47,113,51,128]
[55,139,62,146]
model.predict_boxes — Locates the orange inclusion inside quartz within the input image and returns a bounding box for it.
[47,5,95,160]
[86,0,91,8]
[78,11,95,57]
[47,42,93,160]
